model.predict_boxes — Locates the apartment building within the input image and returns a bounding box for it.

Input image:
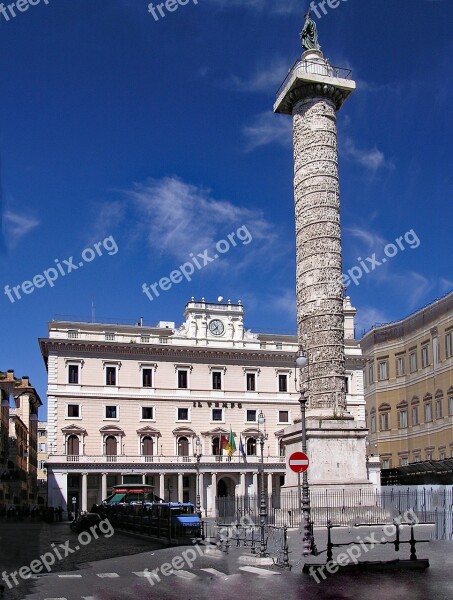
[361,291,453,469]
[40,297,365,515]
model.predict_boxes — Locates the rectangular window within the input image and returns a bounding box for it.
[39,460,46,470]
[449,397,453,415]
[68,330,79,339]
[141,406,154,420]
[246,373,256,391]
[178,370,188,389]
[398,410,408,428]
[426,452,432,461]
[396,356,405,377]
[412,406,419,426]
[142,368,153,388]
[105,406,117,419]
[440,452,446,460]
[177,408,189,421]
[67,404,80,418]
[141,335,150,343]
[212,408,223,422]
[378,360,388,381]
[446,332,453,358]
[278,374,288,392]
[410,351,417,373]
[368,364,374,385]
[39,443,46,453]
[68,364,79,385]
[159,337,168,344]
[212,372,222,390]
[436,400,443,419]
[105,332,115,341]
[421,345,429,368]
[278,410,289,423]
[400,457,408,467]
[382,459,390,469]
[433,337,439,368]
[370,414,376,433]
[246,409,257,422]
[424,403,432,423]
[414,455,420,463]
[276,343,283,350]
[106,366,116,386]
[379,413,389,431]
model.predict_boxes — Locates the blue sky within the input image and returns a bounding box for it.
[0,0,452,415]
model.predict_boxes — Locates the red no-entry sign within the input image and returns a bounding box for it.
[289,451,309,473]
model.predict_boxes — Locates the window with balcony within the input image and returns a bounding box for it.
[246,373,256,391]
[105,366,117,386]
[141,407,154,420]
[142,368,153,388]
[212,371,222,390]
[178,370,188,389]
[105,436,117,457]
[246,437,257,456]
[67,404,80,418]
[67,435,79,456]
[278,374,288,392]
[105,405,118,419]
[68,364,79,385]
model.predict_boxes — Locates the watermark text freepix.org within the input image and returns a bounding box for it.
[308,0,348,21]
[142,225,252,302]
[4,235,118,304]
[0,0,50,23]
[148,0,198,22]
[1,517,114,590]
[343,228,420,288]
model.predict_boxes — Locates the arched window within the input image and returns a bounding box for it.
[67,435,79,457]
[212,436,221,456]
[246,437,257,456]
[142,436,153,461]
[105,436,117,460]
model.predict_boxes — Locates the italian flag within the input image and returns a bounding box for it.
[226,426,236,457]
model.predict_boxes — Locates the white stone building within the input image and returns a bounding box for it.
[40,298,365,515]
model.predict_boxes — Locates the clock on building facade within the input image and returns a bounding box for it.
[209,319,224,336]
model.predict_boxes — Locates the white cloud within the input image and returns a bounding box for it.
[231,58,291,93]
[355,306,391,336]
[3,210,40,248]
[341,137,391,171]
[243,112,292,151]
[344,226,387,251]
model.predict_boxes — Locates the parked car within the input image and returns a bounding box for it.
[70,512,102,533]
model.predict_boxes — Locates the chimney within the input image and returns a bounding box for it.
[6,370,14,381]
[21,376,30,387]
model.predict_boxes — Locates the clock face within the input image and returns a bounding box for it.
[209,319,224,336]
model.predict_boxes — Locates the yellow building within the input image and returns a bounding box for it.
[361,291,453,470]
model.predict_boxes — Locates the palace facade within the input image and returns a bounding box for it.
[41,297,365,515]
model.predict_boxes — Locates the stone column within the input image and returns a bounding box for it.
[267,473,273,496]
[211,473,217,517]
[240,472,246,497]
[101,473,107,501]
[252,473,258,496]
[178,473,183,503]
[293,94,345,409]
[159,473,165,500]
[81,473,88,513]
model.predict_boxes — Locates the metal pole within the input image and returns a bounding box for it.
[259,435,267,557]
[196,456,201,519]
[300,392,314,555]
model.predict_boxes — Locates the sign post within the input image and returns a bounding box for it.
[289,452,309,528]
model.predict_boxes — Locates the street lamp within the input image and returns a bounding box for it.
[193,436,202,519]
[257,410,268,557]
[295,349,316,556]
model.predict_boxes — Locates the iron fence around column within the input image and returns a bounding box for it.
[216,488,453,539]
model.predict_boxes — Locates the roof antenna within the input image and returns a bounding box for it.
[91,297,96,323]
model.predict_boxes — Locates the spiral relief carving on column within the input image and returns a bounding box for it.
[293,96,346,409]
